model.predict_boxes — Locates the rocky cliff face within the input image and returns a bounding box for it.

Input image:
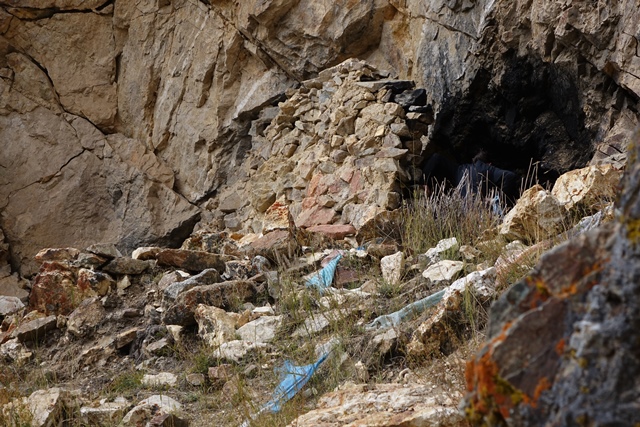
[464,130,640,425]
[1,0,638,277]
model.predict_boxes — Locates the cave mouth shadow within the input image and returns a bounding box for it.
[426,53,595,192]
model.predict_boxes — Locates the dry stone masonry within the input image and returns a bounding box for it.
[1,0,639,426]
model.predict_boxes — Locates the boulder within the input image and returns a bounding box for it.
[194,305,237,348]
[26,388,77,427]
[29,262,84,315]
[156,249,226,273]
[500,185,565,242]
[552,164,623,211]
[162,280,257,326]
[236,315,283,343]
[380,251,404,286]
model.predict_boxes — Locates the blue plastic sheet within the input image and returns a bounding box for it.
[305,254,342,293]
[240,352,330,427]
[366,289,445,330]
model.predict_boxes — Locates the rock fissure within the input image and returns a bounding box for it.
[1,148,87,210]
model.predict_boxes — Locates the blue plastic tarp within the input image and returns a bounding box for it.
[240,351,330,427]
[305,254,342,293]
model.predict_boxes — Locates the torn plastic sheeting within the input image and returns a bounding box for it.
[365,289,445,330]
[305,254,342,293]
[240,352,330,427]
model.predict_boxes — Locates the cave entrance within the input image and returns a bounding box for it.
[424,54,595,192]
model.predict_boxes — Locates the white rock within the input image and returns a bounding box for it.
[27,388,75,427]
[422,260,464,285]
[423,237,459,265]
[446,267,497,300]
[194,304,236,348]
[121,395,184,427]
[500,185,565,241]
[80,398,129,426]
[141,372,178,388]
[552,164,623,211]
[380,251,404,286]
[288,382,464,426]
[236,315,283,343]
[213,340,269,363]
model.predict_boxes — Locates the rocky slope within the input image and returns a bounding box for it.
[1,0,639,426]
[1,0,638,276]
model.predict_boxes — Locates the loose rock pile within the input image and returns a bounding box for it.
[0,156,622,425]
[211,59,434,237]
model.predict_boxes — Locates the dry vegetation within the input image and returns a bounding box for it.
[0,184,605,427]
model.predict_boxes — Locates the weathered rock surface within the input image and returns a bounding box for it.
[1,0,638,283]
[288,382,466,427]
[464,133,640,425]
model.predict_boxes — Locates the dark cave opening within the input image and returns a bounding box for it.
[426,54,595,191]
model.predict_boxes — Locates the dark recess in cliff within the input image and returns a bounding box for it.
[429,54,595,188]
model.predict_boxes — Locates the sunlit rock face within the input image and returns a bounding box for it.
[1,0,638,277]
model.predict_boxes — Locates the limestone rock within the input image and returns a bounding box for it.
[164,269,222,300]
[29,262,84,315]
[0,339,33,363]
[0,273,30,301]
[552,164,623,211]
[79,397,129,427]
[162,280,257,326]
[306,224,356,240]
[11,315,57,343]
[26,388,78,427]
[236,315,283,343]
[34,248,80,263]
[141,372,178,388]
[380,251,404,286]
[102,257,152,275]
[288,382,465,427]
[0,109,199,277]
[76,268,113,297]
[194,305,237,348]
[422,260,464,286]
[86,244,122,259]
[422,237,459,266]
[121,395,186,427]
[500,185,565,242]
[66,298,105,338]
[213,340,269,364]
[0,296,24,317]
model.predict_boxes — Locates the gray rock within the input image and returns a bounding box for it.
[164,268,221,300]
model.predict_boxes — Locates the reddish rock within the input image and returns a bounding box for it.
[34,248,80,263]
[76,268,113,296]
[249,230,299,259]
[263,200,293,232]
[335,268,361,287]
[295,205,338,228]
[307,224,356,240]
[156,249,226,273]
[162,280,257,326]
[29,262,87,315]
